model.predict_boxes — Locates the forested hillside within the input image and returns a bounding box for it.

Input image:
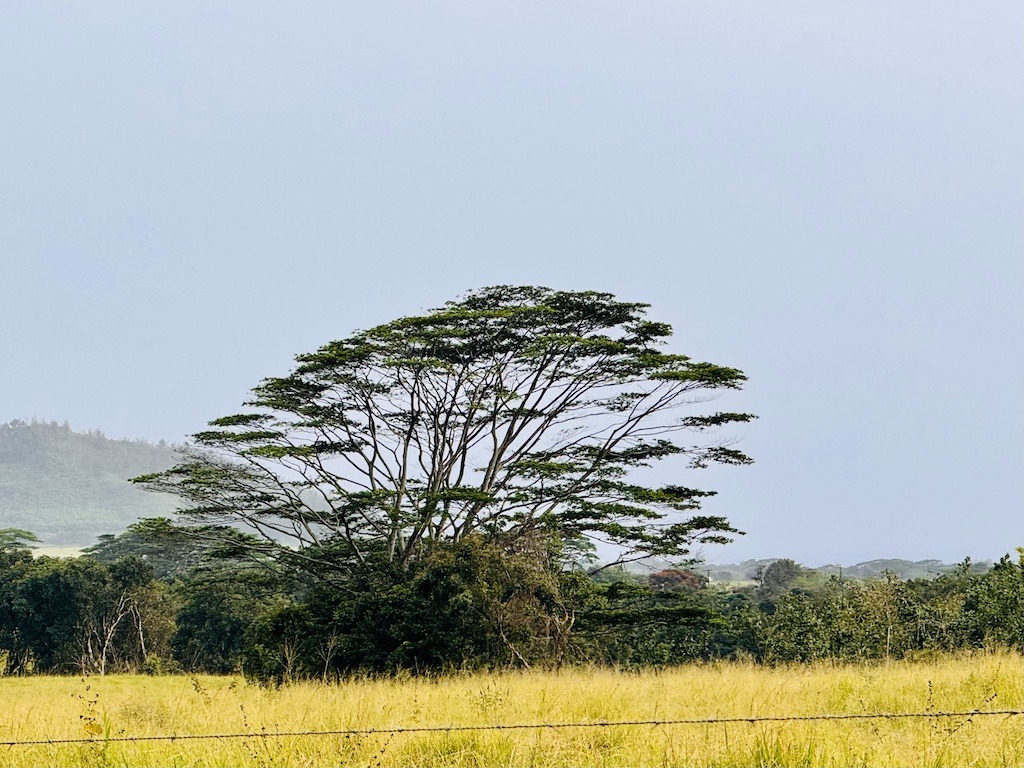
[0,419,179,545]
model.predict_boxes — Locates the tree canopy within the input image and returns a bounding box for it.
[134,286,754,576]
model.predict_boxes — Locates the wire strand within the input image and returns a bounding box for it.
[3,709,1022,747]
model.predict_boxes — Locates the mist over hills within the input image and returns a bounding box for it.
[0,419,180,546]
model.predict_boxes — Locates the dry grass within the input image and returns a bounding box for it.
[2,652,1024,766]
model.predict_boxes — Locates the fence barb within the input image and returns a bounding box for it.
[3,709,1024,747]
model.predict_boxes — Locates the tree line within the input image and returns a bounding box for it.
[3,526,1024,680]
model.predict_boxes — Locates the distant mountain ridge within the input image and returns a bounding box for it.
[625,556,993,583]
[0,419,180,546]
[701,558,991,583]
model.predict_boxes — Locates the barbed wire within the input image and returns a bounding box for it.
[2,709,1022,747]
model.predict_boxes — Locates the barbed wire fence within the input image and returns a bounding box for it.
[3,709,1023,748]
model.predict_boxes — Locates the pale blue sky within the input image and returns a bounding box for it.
[1,2,1020,564]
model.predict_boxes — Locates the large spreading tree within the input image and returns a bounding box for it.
[135,286,754,577]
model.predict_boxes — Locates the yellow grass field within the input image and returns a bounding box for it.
[2,652,1024,767]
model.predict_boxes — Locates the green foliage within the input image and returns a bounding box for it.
[5,536,1024,677]
[0,552,176,675]
[172,566,285,674]
[0,528,39,552]
[241,534,596,678]
[968,550,1024,650]
[755,558,806,601]
[83,517,231,580]
[757,593,830,663]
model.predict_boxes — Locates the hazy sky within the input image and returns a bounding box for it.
[1,2,1020,565]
